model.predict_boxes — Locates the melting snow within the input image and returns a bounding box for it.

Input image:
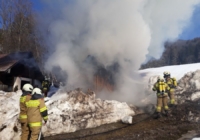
[0,89,135,139]
[0,91,21,140]
[43,89,135,137]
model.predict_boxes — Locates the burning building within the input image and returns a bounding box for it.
[0,52,44,91]
[84,55,119,92]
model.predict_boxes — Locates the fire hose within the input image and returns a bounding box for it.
[38,130,42,140]
[38,122,46,140]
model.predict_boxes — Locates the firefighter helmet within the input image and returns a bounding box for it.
[22,84,33,92]
[32,88,42,95]
[163,71,170,77]
[157,76,162,80]
[157,76,164,81]
[160,77,165,82]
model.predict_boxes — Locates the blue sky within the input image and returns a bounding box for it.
[179,4,200,40]
[31,0,44,11]
[30,0,200,40]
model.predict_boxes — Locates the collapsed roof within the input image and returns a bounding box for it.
[0,51,44,81]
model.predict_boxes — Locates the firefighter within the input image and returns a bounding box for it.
[163,71,177,106]
[152,76,170,118]
[26,88,48,140]
[42,76,50,97]
[19,83,33,140]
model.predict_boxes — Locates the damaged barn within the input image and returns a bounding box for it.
[84,55,120,92]
[45,55,120,94]
[0,52,44,92]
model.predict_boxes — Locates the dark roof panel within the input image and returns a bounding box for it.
[0,60,18,72]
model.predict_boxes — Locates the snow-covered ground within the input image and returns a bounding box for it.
[1,63,200,140]
[139,62,200,81]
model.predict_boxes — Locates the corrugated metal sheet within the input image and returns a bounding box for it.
[0,60,18,72]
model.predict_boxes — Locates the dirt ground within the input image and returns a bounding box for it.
[43,100,200,140]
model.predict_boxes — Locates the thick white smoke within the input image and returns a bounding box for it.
[38,0,200,104]
[142,0,200,59]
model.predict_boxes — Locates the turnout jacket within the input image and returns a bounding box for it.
[165,77,177,91]
[20,91,32,123]
[42,80,50,91]
[26,94,48,127]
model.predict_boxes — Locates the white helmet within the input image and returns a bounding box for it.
[160,77,164,82]
[32,88,42,95]
[22,84,33,92]
[163,71,170,75]
[157,76,164,81]
[157,76,162,80]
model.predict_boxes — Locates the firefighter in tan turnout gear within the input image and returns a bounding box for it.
[152,76,170,118]
[163,71,177,106]
[26,88,48,140]
[20,83,33,140]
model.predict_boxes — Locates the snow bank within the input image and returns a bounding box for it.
[178,70,200,93]
[176,70,200,102]
[0,89,135,139]
[43,89,135,136]
[139,63,200,82]
[0,90,22,140]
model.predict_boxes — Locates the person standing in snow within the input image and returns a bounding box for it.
[19,83,33,140]
[152,76,170,118]
[163,71,177,106]
[26,88,48,140]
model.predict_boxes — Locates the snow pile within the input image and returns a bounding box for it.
[0,89,135,139]
[42,89,135,137]
[176,70,200,103]
[122,116,133,124]
[178,70,200,93]
[0,90,22,140]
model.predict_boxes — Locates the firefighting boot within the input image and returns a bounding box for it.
[165,110,170,117]
[169,104,174,107]
[154,112,161,119]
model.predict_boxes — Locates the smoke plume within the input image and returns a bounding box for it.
[142,0,200,59]
[38,0,200,104]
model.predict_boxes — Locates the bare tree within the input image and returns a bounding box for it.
[0,0,15,52]
[0,0,45,65]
